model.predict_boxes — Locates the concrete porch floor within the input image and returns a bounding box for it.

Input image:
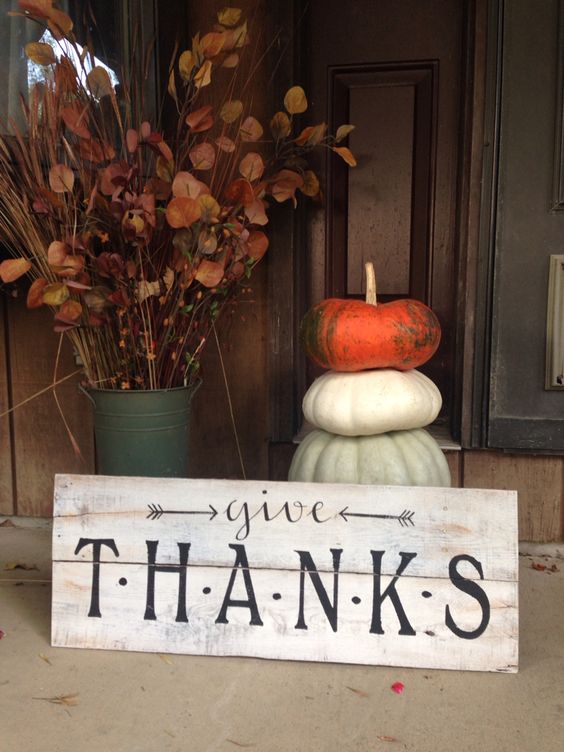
[1,523,563,752]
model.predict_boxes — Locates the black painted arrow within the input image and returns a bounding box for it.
[147,503,218,521]
[339,507,415,527]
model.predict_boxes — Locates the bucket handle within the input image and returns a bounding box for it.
[78,384,96,405]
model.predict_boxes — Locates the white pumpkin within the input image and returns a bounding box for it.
[288,427,451,487]
[302,368,442,436]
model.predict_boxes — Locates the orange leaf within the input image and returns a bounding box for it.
[61,104,90,139]
[186,105,214,133]
[244,198,268,225]
[239,152,264,181]
[24,42,55,66]
[172,171,210,199]
[222,53,239,69]
[57,299,82,322]
[284,85,308,114]
[165,197,202,229]
[0,258,32,283]
[195,260,224,288]
[156,156,175,183]
[225,178,254,207]
[47,8,73,39]
[239,116,263,142]
[332,146,357,167]
[270,169,304,205]
[295,123,327,146]
[167,68,178,104]
[220,100,243,124]
[201,32,225,58]
[194,60,212,89]
[300,170,320,197]
[215,135,236,153]
[198,194,221,223]
[126,129,139,153]
[189,142,216,171]
[26,278,48,308]
[246,230,269,261]
[47,241,69,266]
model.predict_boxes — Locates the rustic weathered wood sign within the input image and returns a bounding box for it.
[52,474,518,672]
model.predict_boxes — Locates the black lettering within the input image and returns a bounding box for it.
[370,550,417,636]
[216,544,263,625]
[445,555,491,639]
[311,501,331,523]
[74,537,119,618]
[144,540,190,622]
[226,500,251,541]
[295,549,342,633]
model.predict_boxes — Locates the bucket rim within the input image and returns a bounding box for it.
[83,382,201,396]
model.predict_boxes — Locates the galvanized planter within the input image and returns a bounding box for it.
[84,386,198,478]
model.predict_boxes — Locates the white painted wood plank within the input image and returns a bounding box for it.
[51,560,518,673]
[53,475,518,582]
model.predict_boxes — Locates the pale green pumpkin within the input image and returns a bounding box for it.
[302,368,442,436]
[288,427,451,487]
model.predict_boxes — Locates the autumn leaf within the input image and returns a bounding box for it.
[0,258,32,283]
[198,194,221,223]
[86,66,113,98]
[239,152,264,182]
[186,105,214,133]
[201,32,225,58]
[244,198,268,225]
[178,50,194,80]
[60,104,91,139]
[56,299,82,323]
[222,53,239,68]
[172,171,210,199]
[300,170,320,197]
[215,135,236,153]
[47,241,69,266]
[18,1,52,18]
[126,129,139,153]
[189,142,216,171]
[335,124,355,142]
[24,42,55,66]
[47,8,73,40]
[295,123,327,146]
[246,230,269,261]
[49,164,74,193]
[195,260,224,288]
[220,100,243,124]
[332,146,357,166]
[198,228,218,255]
[270,169,304,205]
[284,85,307,114]
[156,156,175,183]
[33,693,79,707]
[165,197,202,229]
[225,178,254,207]
[167,68,178,104]
[218,7,242,26]
[194,60,212,89]
[4,562,39,571]
[27,278,48,308]
[42,282,70,306]
[239,116,263,142]
[270,111,291,140]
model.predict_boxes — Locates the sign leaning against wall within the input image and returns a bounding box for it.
[51,475,518,673]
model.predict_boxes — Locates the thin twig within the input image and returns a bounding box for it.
[0,369,83,418]
[213,323,246,480]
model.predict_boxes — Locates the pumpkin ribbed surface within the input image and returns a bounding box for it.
[288,428,451,487]
[302,368,442,436]
[300,298,441,371]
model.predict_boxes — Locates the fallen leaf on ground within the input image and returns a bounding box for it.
[377,735,400,743]
[345,685,369,698]
[38,654,52,665]
[0,519,15,527]
[391,682,405,694]
[531,562,546,571]
[226,741,255,748]
[158,653,173,665]
[550,563,560,572]
[0,629,5,639]
[33,693,79,706]
[4,562,39,571]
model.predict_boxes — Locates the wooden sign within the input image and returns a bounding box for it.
[52,474,518,673]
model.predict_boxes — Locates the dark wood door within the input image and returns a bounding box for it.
[304,0,467,421]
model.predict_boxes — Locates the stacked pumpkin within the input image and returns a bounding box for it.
[288,262,451,487]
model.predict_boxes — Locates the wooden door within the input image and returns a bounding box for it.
[304,0,467,421]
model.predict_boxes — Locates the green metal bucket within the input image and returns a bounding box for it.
[85,386,197,477]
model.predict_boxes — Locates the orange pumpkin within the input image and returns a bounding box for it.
[300,263,441,372]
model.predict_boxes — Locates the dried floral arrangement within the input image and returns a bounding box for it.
[0,1,355,391]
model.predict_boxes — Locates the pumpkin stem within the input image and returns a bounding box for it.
[365,261,377,306]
